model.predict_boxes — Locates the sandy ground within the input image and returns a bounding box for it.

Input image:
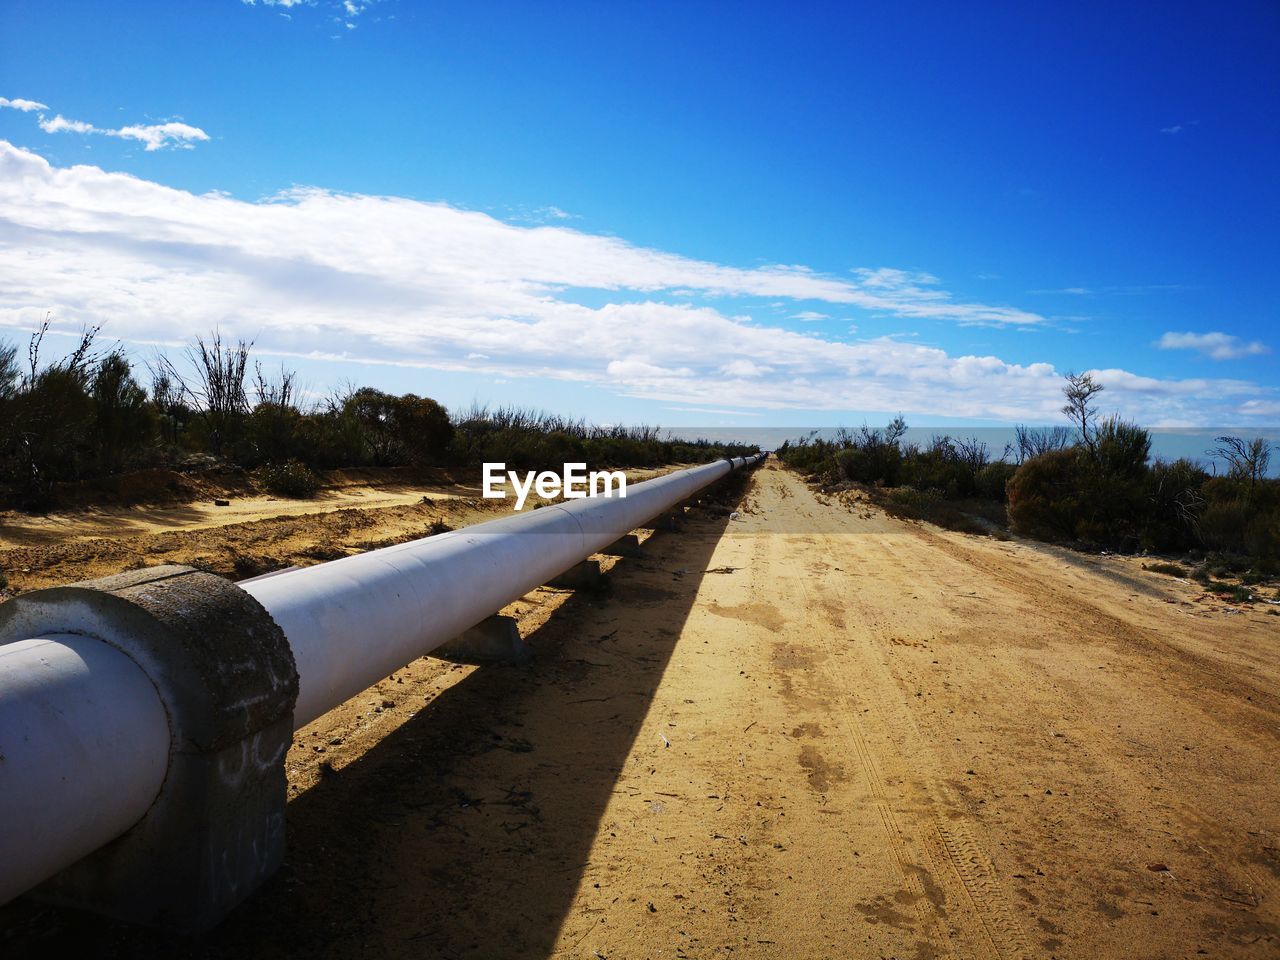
[0,482,466,549]
[2,460,1277,959]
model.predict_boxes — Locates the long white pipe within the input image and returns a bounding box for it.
[0,634,170,905]
[0,454,757,905]
[245,456,748,727]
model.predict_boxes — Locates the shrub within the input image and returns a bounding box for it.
[1244,512,1280,572]
[257,460,320,498]
[1092,416,1151,479]
[158,333,251,457]
[1143,458,1208,552]
[976,461,1018,502]
[394,394,453,465]
[1143,561,1188,577]
[836,438,904,486]
[0,326,758,510]
[1007,449,1082,540]
[879,486,990,535]
[245,401,303,467]
[775,435,837,476]
[91,351,156,474]
[889,486,944,512]
[1199,498,1250,553]
[1003,420,1160,550]
[344,388,455,466]
[1204,580,1253,603]
[0,324,99,507]
[835,445,897,485]
[1070,418,1152,549]
[898,438,969,496]
[294,408,368,468]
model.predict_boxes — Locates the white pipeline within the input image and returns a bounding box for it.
[0,634,170,905]
[0,453,760,905]
[245,455,758,727]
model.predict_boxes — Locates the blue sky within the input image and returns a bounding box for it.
[0,0,1276,427]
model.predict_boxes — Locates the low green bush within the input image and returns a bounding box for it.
[976,461,1017,502]
[1143,561,1188,577]
[1204,580,1253,603]
[1006,449,1081,540]
[256,460,320,498]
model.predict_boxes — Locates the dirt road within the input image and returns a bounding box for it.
[4,461,1277,958]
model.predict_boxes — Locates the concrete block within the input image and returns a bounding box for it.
[0,565,298,933]
[433,615,531,664]
[548,558,605,591]
[650,508,683,531]
[600,533,643,558]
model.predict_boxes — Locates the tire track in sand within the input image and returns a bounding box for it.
[756,464,1031,958]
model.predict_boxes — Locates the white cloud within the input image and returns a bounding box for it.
[845,267,1045,327]
[508,204,577,224]
[1028,286,1091,295]
[0,141,1273,425]
[21,100,210,151]
[1238,399,1280,418]
[720,359,772,378]
[790,310,828,322]
[337,0,376,29]
[0,97,49,112]
[41,115,209,151]
[244,0,375,28]
[1156,330,1270,361]
[38,114,95,135]
[112,122,210,151]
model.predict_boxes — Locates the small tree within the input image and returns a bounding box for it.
[394,394,453,465]
[91,350,154,473]
[148,359,190,447]
[1094,416,1152,479]
[2,320,99,506]
[0,341,18,474]
[1062,372,1104,459]
[344,387,401,464]
[954,436,991,483]
[344,389,454,466]
[1009,424,1073,464]
[1210,436,1272,495]
[246,362,302,465]
[0,341,18,403]
[160,333,252,457]
[253,362,297,409]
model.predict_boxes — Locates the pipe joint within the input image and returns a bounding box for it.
[0,565,298,932]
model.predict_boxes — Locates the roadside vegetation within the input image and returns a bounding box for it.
[778,373,1279,588]
[0,322,756,511]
